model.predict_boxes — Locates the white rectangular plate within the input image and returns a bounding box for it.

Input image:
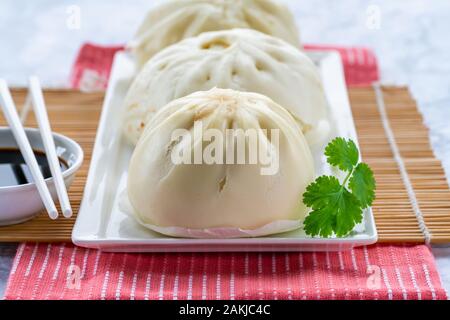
[72,51,377,252]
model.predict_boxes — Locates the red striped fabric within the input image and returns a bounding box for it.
[69,43,124,91]
[5,243,447,300]
[4,43,446,300]
[303,44,379,86]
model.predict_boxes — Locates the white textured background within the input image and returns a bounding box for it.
[0,0,450,297]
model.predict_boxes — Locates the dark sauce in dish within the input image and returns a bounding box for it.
[0,148,68,187]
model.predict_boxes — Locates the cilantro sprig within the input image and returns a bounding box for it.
[303,137,376,237]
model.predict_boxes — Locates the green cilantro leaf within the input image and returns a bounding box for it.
[348,162,376,208]
[324,137,359,172]
[303,176,363,237]
[303,176,342,209]
[302,137,376,238]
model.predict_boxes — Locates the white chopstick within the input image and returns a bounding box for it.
[29,76,72,218]
[0,79,58,220]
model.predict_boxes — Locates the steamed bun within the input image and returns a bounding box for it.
[129,0,301,67]
[124,29,329,146]
[127,88,314,238]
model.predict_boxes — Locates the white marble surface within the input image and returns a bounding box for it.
[0,0,449,298]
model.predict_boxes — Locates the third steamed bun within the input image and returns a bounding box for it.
[129,0,301,66]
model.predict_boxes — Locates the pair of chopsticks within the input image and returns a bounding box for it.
[0,77,72,219]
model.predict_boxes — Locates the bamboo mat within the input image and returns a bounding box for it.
[0,87,449,243]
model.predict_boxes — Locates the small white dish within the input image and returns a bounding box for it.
[73,51,377,252]
[0,127,83,225]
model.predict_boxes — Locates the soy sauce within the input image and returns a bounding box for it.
[0,148,68,187]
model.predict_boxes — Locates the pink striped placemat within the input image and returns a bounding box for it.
[4,43,446,300]
[5,243,446,300]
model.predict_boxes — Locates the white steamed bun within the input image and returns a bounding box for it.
[124,29,329,146]
[129,0,301,66]
[127,88,315,238]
